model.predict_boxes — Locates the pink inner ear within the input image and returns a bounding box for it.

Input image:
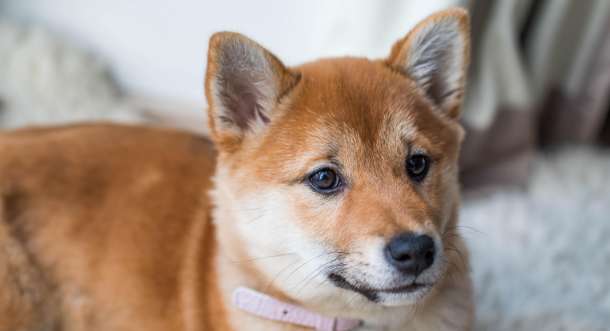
[208,34,294,134]
[206,33,303,139]
[407,25,465,110]
[409,44,459,107]
[216,75,267,130]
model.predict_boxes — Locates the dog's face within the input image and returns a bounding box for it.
[206,9,469,308]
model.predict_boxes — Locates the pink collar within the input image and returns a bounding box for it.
[232,287,363,331]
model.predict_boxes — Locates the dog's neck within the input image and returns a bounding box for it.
[211,191,313,331]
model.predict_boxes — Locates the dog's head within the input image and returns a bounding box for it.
[206,9,469,308]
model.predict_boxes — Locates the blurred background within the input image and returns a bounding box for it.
[1,1,609,330]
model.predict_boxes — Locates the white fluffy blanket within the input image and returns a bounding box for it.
[0,21,142,128]
[464,149,610,330]
[2,21,609,331]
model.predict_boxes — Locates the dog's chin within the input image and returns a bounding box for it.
[373,285,434,306]
[328,273,435,307]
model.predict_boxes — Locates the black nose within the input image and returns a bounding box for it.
[384,233,436,275]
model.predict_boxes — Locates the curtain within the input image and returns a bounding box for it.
[460,0,610,190]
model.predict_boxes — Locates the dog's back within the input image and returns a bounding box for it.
[0,124,220,331]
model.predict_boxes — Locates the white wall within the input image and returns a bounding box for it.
[3,0,459,111]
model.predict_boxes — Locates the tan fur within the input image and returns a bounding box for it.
[0,9,473,331]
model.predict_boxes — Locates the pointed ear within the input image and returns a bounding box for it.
[386,8,470,119]
[205,32,300,150]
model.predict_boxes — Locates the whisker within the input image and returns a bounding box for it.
[228,252,298,264]
[266,251,334,291]
[443,245,468,271]
[264,258,303,291]
[292,252,348,294]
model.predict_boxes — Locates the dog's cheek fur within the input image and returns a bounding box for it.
[213,168,345,301]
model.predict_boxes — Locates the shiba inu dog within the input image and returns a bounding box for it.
[0,8,473,331]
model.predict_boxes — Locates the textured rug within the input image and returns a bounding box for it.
[463,148,610,331]
[2,20,609,331]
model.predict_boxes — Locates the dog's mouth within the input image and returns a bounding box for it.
[328,273,433,302]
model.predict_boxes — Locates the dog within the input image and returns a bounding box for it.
[0,8,473,331]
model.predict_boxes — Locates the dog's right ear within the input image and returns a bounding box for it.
[386,8,470,119]
[205,32,299,151]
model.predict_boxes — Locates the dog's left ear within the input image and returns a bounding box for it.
[387,8,470,119]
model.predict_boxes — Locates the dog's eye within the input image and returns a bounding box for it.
[308,168,343,194]
[406,154,431,182]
